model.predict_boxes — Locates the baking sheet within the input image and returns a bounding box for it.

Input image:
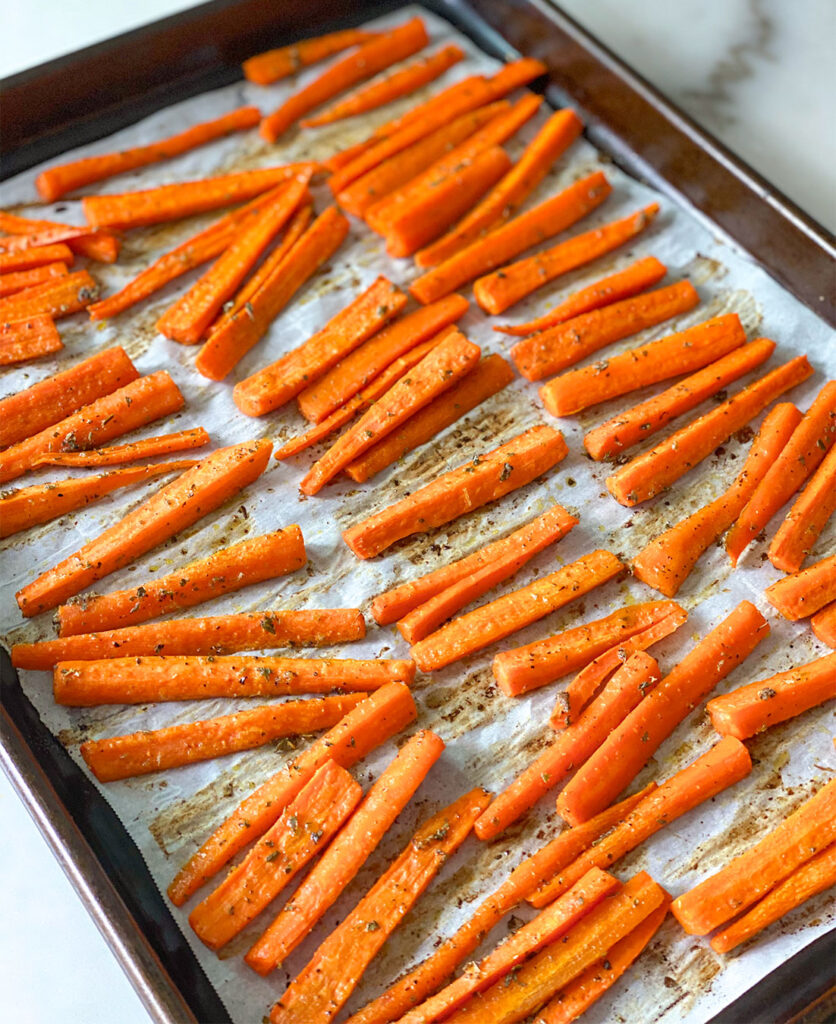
[1,6,834,1022]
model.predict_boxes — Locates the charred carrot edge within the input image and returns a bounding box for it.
[671,776,836,936]
[0,243,75,273]
[631,402,801,598]
[554,602,768,827]
[245,730,445,973]
[0,270,99,321]
[15,439,272,616]
[267,787,491,1024]
[243,28,381,84]
[812,600,836,649]
[33,427,210,468]
[496,256,667,336]
[765,552,836,621]
[190,761,363,950]
[768,442,836,573]
[0,262,68,299]
[0,317,63,365]
[606,354,814,507]
[53,655,414,706]
[167,682,416,906]
[0,212,120,263]
[260,18,430,143]
[0,370,184,487]
[82,695,366,782]
[410,549,621,673]
[343,424,569,559]
[475,652,660,842]
[56,526,306,636]
[36,107,262,202]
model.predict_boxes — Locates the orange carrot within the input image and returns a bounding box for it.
[606,354,814,507]
[0,243,74,273]
[555,602,768,826]
[243,28,381,84]
[197,205,349,380]
[409,171,611,305]
[15,439,272,615]
[0,225,110,254]
[671,776,836,936]
[0,262,68,298]
[56,526,306,636]
[496,256,667,336]
[0,317,62,365]
[33,427,210,468]
[35,107,262,202]
[0,212,120,263]
[631,402,802,597]
[410,550,623,672]
[343,424,568,559]
[0,370,184,486]
[765,553,836,621]
[190,760,363,949]
[53,655,413,706]
[82,696,366,782]
[260,19,430,143]
[268,787,491,1024]
[476,652,660,841]
[812,601,836,649]
[0,270,98,321]
[769,443,836,573]
[246,729,445,973]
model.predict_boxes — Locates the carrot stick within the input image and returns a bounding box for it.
[606,354,814,507]
[492,600,684,700]
[707,653,836,740]
[416,108,583,268]
[631,401,802,597]
[53,655,414,706]
[0,317,63,365]
[268,787,491,1024]
[710,842,836,954]
[246,729,445,973]
[410,550,623,672]
[0,270,98,321]
[554,602,768,826]
[409,171,611,305]
[0,243,75,273]
[812,601,836,648]
[35,107,262,202]
[475,652,661,841]
[56,525,306,636]
[302,45,464,127]
[197,205,350,380]
[0,460,199,540]
[0,370,184,486]
[190,760,363,949]
[765,553,836,621]
[300,328,481,494]
[672,776,836,936]
[0,262,68,299]
[33,427,210,468]
[343,424,569,559]
[768,443,836,573]
[15,438,272,615]
[0,211,120,263]
[0,225,111,254]
[82,164,317,229]
[0,345,137,449]
[496,256,667,336]
[260,18,430,143]
[243,28,381,84]
[167,681,416,906]
[396,498,576,643]
[82,696,367,782]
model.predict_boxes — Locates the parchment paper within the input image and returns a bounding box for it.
[1,8,834,1023]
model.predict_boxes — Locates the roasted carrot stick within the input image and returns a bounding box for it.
[191,760,363,949]
[555,602,768,826]
[0,270,98,321]
[632,402,802,597]
[35,107,262,202]
[0,261,68,298]
[0,211,119,263]
[246,729,444,973]
[0,225,110,254]
[769,443,836,573]
[606,354,814,507]
[167,682,416,906]
[0,370,184,486]
[671,776,836,935]
[0,243,74,273]
[33,427,210,468]
[812,601,836,648]
[410,550,623,672]
[56,526,305,635]
[268,787,491,1024]
[260,19,430,142]
[303,44,464,127]
[343,424,569,559]
[82,695,366,782]
[475,204,660,315]
[511,280,699,381]
[476,652,660,841]
[54,655,414,706]
[496,256,667,336]
[0,317,63,365]
[15,439,272,615]
[409,171,611,305]
[765,553,836,621]
[243,28,380,84]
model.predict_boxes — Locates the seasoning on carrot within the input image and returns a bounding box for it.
[243,28,381,84]
[0,224,111,254]
[0,211,120,263]
[0,261,68,299]
[768,442,836,573]
[765,552,836,621]
[812,601,836,649]
[0,270,99,321]
[0,317,63,366]
[0,243,75,273]
[33,427,210,468]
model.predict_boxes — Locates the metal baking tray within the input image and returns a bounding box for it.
[1,2,834,1022]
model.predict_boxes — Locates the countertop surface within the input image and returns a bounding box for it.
[1,1,833,1022]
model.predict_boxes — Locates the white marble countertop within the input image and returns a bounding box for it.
[1,2,833,1022]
